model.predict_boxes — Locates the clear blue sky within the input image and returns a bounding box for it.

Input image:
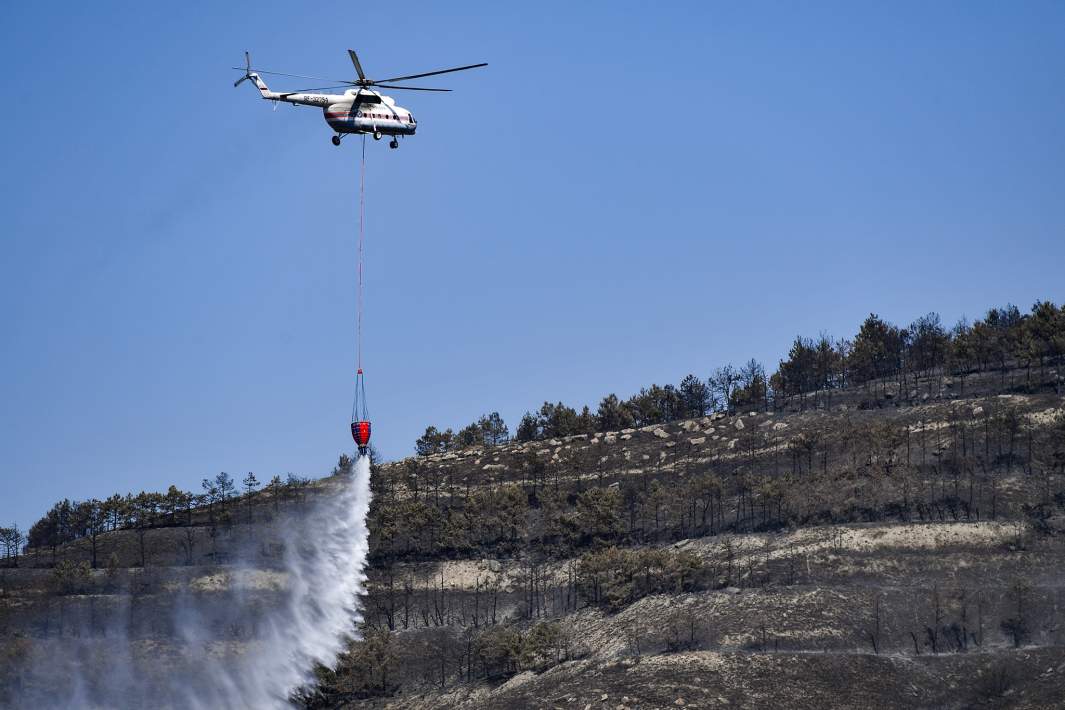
[3,2,1063,532]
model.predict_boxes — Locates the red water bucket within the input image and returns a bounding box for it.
[351,420,371,449]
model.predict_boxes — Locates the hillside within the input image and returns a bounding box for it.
[3,292,1065,710]
[3,357,1063,709]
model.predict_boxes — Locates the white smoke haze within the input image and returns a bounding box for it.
[8,456,372,710]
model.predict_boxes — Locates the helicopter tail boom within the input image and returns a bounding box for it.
[248,73,273,98]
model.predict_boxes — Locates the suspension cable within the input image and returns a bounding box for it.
[358,133,365,372]
[351,134,367,424]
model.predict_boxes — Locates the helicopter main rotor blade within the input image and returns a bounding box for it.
[231,68,355,84]
[348,49,367,82]
[373,84,452,92]
[376,62,487,84]
[279,86,352,95]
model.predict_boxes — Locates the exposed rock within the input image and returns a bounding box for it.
[604,435,617,444]
[620,428,636,435]
[689,437,706,446]
[482,464,505,471]
[724,586,741,595]
[620,434,632,441]
[653,428,670,439]
[728,439,738,449]
[681,421,701,432]
[548,439,562,446]
[734,418,745,430]
[972,406,984,417]
[773,422,789,431]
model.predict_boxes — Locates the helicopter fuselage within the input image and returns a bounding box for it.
[324,100,417,137]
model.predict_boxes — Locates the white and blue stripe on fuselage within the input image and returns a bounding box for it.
[324,105,417,136]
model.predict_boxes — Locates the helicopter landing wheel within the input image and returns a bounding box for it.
[331,135,341,146]
[373,131,382,141]
[389,139,399,149]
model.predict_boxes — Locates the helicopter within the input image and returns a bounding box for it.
[233,49,486,148]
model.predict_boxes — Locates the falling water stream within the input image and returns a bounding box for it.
[14,456,373,709]
[181,454,373,709]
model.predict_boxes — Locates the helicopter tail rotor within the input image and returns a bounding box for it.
[234,51,253,87]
